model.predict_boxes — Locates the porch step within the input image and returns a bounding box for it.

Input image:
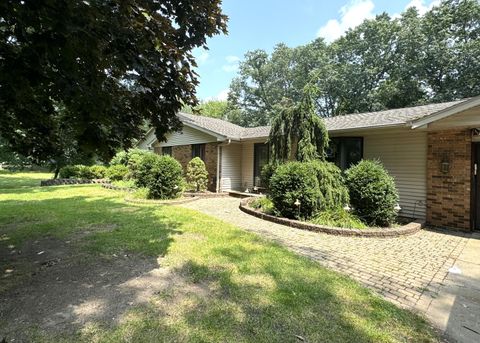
[228,190,264,198]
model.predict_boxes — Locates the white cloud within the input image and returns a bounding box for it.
[404,0,440,15]
[193,48,209,65]
[216,88,230,101]
[317,0,375,43]
[204,88,230,102]
[222,55,240,73]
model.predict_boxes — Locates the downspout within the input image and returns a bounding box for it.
[216,139,232,193]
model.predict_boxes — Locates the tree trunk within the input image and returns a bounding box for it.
[54,165,60,179]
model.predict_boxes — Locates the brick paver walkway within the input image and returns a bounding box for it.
[181,197,471,311]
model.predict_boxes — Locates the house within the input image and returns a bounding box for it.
[137,96,480,232]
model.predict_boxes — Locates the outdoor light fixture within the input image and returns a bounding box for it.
[294,199,301,218]
[394,203,402,212]
[441,152,450,174]
[343,204,351,212]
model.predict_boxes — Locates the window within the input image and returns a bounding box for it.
[254,143,269,187]
[191,144,205,161]
[162,146,172,156]
[326,137,363,170]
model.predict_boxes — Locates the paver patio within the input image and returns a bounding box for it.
[181,197,480,342]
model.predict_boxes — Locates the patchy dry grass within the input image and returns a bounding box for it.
[0,171,440,342]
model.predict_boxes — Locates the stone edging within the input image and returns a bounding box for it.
[124,196,199,205]
[101,183,135,192]
[239,198,424,238]
[40,178,107,186]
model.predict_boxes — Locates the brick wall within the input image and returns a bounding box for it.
[427,129,472,230]
[172,143,218,191]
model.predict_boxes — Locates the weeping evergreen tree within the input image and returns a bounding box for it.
[269,86,329,162]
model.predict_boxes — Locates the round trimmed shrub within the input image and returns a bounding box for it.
[345,160,399,227]
[133,152,162,188]
[89,165,107,179]
[260,162,278,190]
[106,164,129,181]
[126,149,154,180]
[269,162,320,219]
[269,161,350,220]
[185,157,208,192]
[58,165,80,179]
[146,155,184,199]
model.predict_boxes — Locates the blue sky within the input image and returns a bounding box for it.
[193,0,440,101]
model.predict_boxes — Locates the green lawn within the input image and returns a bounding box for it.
[0,172,439,342]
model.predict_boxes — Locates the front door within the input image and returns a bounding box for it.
[474,143,480,230]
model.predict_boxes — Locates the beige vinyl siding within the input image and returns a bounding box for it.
[137,130,157,150]
[152,125,218,148]
[220,143,242,191]
[362,130,427,219]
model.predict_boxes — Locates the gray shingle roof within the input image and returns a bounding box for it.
[177,112,245,139]
[323,99,466,132]
[177,99,470,140]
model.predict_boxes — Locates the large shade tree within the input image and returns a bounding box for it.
[0,0,227,174]
[227,0,480,126]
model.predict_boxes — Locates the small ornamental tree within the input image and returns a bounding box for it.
[186,157,209,192]
[269,86,329,163]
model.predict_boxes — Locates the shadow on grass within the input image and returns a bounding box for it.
[0,191,184,342]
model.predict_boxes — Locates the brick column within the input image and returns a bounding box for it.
[426,129,472,230]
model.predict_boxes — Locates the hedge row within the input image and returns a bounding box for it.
[59,148,210,200]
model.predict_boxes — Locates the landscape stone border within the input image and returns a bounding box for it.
[40,178,107,186]
[101,183,135,192]
[239,198,424,238]
[124,195,199,205]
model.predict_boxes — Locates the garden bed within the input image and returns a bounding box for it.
[239,198,424,238]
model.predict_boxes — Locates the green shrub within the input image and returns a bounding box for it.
[345,160,399,227]
[260,162,278,190]
[106,164,129,181]
[110,150,129,166]
[133,152,162,188]
[185,157,209,192]
[269,162,320,219]
[310,160,349,210]
[146,155,184,199]
[76,165,96,179]
[310,209,367,229]
[89,165,107,179]
[250,197,276,215]
[269,161,350,220]
[58,165,80,179]
[126,149,153,180]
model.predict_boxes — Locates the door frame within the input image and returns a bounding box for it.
[472,142,479,230]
